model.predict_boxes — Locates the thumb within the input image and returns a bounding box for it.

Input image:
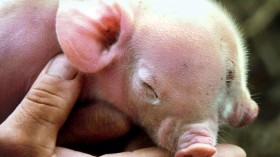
[0,54,82,154]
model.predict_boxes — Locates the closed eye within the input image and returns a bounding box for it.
[142,81,159,99]
[141,81,160,105]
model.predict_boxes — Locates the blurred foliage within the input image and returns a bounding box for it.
[217,0,280,157]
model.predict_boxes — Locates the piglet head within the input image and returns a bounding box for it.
[125,1,259,156]
[125,15,223,156]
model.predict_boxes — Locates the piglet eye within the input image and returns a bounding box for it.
[142,81,158,98]
[141,81,160,105]
[136,67,160,105]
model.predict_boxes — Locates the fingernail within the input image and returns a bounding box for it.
[47,55,78,80]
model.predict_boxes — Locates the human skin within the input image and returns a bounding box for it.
[0,0,257,156]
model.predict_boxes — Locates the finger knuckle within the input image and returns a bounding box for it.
[26,87,65,109]
[23,87,68,127]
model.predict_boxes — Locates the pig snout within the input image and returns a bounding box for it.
[175,126,217,157]
[157,119,218,157]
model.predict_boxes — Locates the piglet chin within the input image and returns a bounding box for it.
[175,143,216,157]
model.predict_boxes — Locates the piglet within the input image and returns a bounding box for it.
[56,0,258,156]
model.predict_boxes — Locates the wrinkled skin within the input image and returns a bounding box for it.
[0,0,258,157]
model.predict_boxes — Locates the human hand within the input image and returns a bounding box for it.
[99,144,246,157]
[214,144,246,157]
[0,55,168,157]
[0,54,84,157]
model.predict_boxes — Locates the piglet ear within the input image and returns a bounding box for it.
[56,0,122,73]
[227,93,259,127]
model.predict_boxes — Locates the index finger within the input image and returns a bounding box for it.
[214,144,246,157]
[100,147,170,157]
